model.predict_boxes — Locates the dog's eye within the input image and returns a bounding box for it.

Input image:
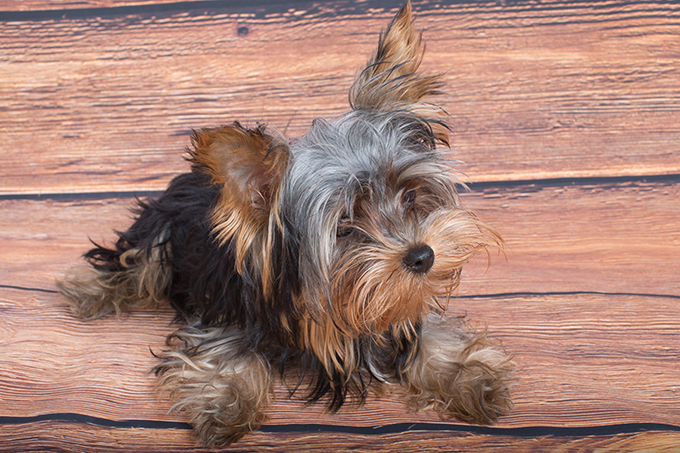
[336,217,353,238]
[401,189,417,206]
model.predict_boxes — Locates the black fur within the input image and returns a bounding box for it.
[83,163,418,410]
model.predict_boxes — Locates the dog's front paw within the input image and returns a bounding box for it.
[155,326,273,445]
[435,344,514,424]
[405,320,514,424]
[180,375,268,446]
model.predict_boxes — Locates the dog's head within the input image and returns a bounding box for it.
[190,2,502,339]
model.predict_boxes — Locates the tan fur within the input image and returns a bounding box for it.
[329,205,503,336]
[155,325,273,446]
[298,311,359,377]
[188,123,290,298]
[350,2,449,144]
[56,229,171,320]
[404,315,514,423]
[296,311,396,396]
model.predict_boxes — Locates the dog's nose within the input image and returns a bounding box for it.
[403,244,435,274]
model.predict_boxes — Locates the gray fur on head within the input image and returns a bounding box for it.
[280,110,461,312]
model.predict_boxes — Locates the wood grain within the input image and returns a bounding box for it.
[1,184,679,428]
[1,0,679,451]
[0,0,193,11]
[2,178,678,296]
[2,0,680,195]
[464,177,680,296]
[2,422,680,452]
[3,286,680,428]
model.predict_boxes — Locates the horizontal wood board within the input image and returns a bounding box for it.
[1,0,680,195]
[3,286,680,424]
[1,0,679,451]
[2,423,680,452]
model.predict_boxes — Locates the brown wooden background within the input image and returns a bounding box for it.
[1,0,679,451]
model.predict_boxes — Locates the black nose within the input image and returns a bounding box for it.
[403,244,435,274]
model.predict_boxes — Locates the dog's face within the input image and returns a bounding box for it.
[282,111,501,336]
[189,3,502,340]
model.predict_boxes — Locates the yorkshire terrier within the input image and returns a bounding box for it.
[57,2,513,446]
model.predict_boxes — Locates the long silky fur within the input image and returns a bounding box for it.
[57,2,514,446]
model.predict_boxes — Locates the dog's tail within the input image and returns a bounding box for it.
[56,217,172,320]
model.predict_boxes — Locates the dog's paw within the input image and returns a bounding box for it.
[435,344,514,424]
[183,375,268,446]
[155,327,273,446]
[405,320,514,424]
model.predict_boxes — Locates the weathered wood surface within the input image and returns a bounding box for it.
[2,0,680,195]
[1,0,184,10]
[3,180,678,296]
[2,423,680,453]
[1,0,679,451]
[3,284,680,425]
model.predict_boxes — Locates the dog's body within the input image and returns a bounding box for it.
[58,3,513,445]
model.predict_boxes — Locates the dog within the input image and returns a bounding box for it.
[57,2,513,445]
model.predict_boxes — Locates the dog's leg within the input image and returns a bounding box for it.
[403,316,513,424]
[56,226,171,320]
[155,324,273,446]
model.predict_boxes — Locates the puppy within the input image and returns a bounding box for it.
[58,2,513,445]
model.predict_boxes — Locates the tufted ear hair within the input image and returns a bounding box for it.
[188,122,290,274]
[349,1,449,146]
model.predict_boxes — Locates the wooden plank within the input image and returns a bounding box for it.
[2,192,678,435]
[0,0,198,12]
[463,177,680,296]
[1,422,680,452]
[2,1,679,450]
[2,183,679,427]
[2,287,680,428]
[2,1,680,195]
[2,178,678,295]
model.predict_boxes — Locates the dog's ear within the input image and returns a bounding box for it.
[349,1,448,146]
[188,122,290,270]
